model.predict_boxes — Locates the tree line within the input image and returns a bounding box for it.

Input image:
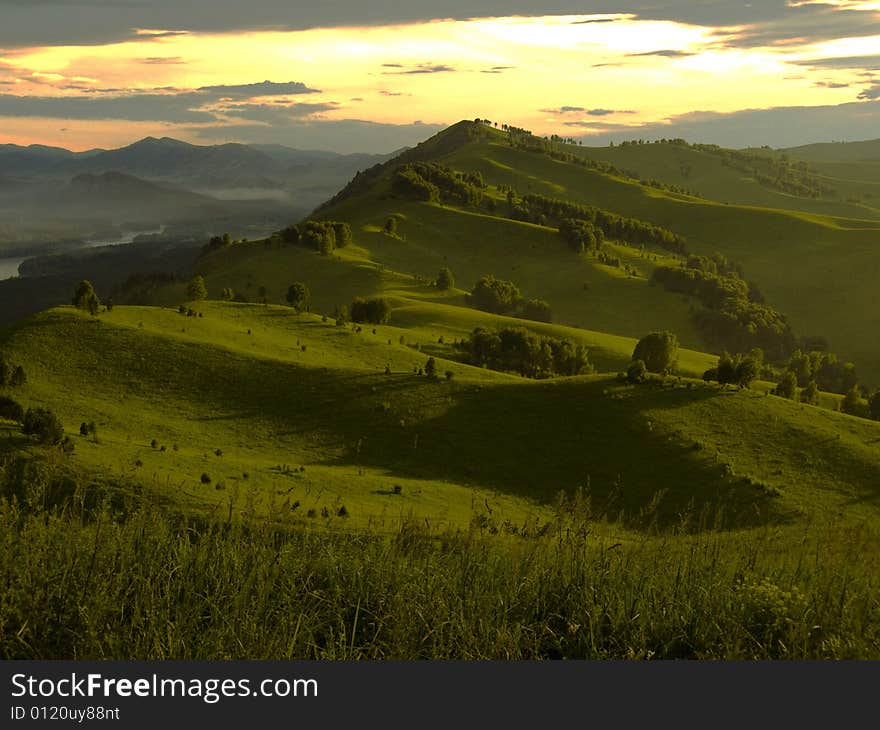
[651,256,795,362]
[507,193,688,255]
[391,162,487,206]
[458,326,591,379]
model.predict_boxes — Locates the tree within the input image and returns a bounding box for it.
[350,297,391,324]
[632,331,678,374]
[186,275,208,301]
[384,216,398,236]
[0,396,24,423]
[470,274,521,314]
[22,407,64,445]
[9,365,26,388]
[841,385,862,416]
[221,287,234,301]
[436,267,455,291]
[425,357,437,379]
[775,370,797,400]
[801,380,819,405]
[869,390,880,421]
[521,298,552,323]
[0,355,8,386]
[734,350,761,388]
[286,282,311,313]
[72,279,100,315]
[627,359,647,384]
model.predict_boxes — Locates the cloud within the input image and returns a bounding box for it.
[795,55,880,71]
[0,91,217,122]
[220,101,340,122]
[857,85,880,100]
[0,0,878,51]
[382,63,456,75]
[813,81,850,88]
[141,57,186,65]
[197,80,320,97]
[185,118,445,154]
[480,66,514,74]
[571,101,880,148]
[542,106,635,116]
[627,49,695,58]
[0,79,322,124]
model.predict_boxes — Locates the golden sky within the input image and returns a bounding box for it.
[1,6,879,151]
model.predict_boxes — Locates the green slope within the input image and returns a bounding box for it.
[3,304,880,531]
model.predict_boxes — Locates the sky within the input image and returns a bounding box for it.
[1,1,879,153]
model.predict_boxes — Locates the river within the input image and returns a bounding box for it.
[0,227,165,281]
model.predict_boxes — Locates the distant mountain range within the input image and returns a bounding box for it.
[0,136,399,194]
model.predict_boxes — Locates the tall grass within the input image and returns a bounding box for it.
[1,454,878,660]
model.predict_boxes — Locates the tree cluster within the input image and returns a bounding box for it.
[508,194,687,255]
[469,275,522,315]
[702,349,764,388]
[350,297,391,325]
[651,258,794,361]
[459,327,592,379]
[392,162,486,206]
[279,220,352,255]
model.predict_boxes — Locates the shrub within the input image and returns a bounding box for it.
[22,408,64,444]
[0,396,24,423]
[186,275,208,301]
[632,331,679,374]
[425,357,437,379]
[627,359,647,384]
[200,473,212,485]
[436,267,455,291]
[350,297,391,324]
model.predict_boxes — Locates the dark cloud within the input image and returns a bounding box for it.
[480,66,514,74]
[382,63,456,75]
[814,81,849,89]
[587,108,635,116]
[571,101,880,149]
[0,79,322,123]
[185,118,445,154]
[542,106,635,116]
[571,17,620,24]
[141,57,186,65]
[0,1,877,68]
[795,55,880,71]
[0,91,217,122]
[627,49,695,58]
[197,80,320,97]
[221,101,340,122]
[858,85,880,100]
[540,106,584,114]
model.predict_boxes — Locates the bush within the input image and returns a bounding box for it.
[22,408,64,445]
[0,396,24,423]
[425,357,437,379]
[72,279,100,315]
[436,267,455,291]
[286,282,311,313]
[627,359,647,384]
[445,370,455,381]
[200,473,212,485]
[350,298,391,324]
[186,275,208,301]
[470,275,521,314]
[632,331,679,374]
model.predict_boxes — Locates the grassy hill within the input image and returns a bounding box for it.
[298,122,880,383]
[3,303,879,532]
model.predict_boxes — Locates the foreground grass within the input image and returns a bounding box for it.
[1,455,879,660]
